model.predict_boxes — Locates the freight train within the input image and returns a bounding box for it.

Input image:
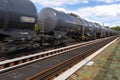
[37,7,118,44]
[0,0,118,54]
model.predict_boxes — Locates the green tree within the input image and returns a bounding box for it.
[111,26,120,33]
[34,24,39,35]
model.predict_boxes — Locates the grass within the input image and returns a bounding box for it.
[67,38,120,80]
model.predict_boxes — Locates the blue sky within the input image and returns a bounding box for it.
[31,0,120,27]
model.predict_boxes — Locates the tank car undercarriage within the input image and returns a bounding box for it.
[0,36,39,55]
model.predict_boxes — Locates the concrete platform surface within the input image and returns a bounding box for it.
[67,38,120,80]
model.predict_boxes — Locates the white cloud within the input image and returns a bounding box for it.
[53,4,120,27]
[82,0,89,3]
[54,7,67,12]
[31,0,120,27]
[93,0,120,3]
[77,4,120,18]
[76,4,120,26]
[31,0,88,7]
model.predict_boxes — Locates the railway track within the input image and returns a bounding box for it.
[0,39,78,61]
[0,36,118,80]
[0,37,99,72]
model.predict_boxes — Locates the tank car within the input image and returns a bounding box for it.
[100,26,106,37]
[0,0,37,54]
[0,0,37,38]
[37,7,100,43]
[38,8,82,34]
[37,7,84,44]
[94,23,102,38]
[109,29,118,36]
[38,7,119,43]
[104,26,110,37]
[85,21,96,39]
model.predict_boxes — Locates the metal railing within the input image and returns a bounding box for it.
[0,37,112,73]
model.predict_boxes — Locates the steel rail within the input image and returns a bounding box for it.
[27,36,117,80]
[0,36,114,73]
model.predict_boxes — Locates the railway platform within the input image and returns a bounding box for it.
[67,37,120,80]
[0,36,118,80]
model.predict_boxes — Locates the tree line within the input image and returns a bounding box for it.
[111,26,120,33]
